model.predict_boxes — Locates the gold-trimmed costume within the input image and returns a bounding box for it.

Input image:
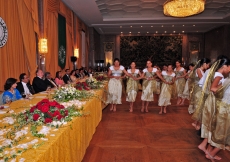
[158,71,176,106]
[181,70,191,100]
[201,72,225,139]
[174,67,185,98]
[209,78,230,150]
[188,68,204,114]
[106,65,124,104]
[141,68,158,101]
[126,69,139,102]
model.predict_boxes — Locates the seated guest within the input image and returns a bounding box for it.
[2,78,22,104]
[75,69,81,78]
[16,73,35,95]
[88,68,93,76]
[32,69,48,93]
[70,70,77,83]
[82,67,89,76]
[79,68,85,78]
[96,66,102,72]
[55,71,65,86]
[44,72,57,88]
[63,69,72,84]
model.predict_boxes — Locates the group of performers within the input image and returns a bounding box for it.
[106,56,230,161]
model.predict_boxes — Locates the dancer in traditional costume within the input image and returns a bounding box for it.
[158,64,176,114]
[188,58,211,115]
[126,62,142,112]
[141,60,167,112]
[180,63,195,105]
[174,60,186,105]
[197,57,230,161]
[107,58,131,112]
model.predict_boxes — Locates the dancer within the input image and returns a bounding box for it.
[174,60,186,105]
[107,58,130,112]
[141,60,166,112]
[158,64,175,114]
[197,57,230,161]
[126,62,142,112]
[188,58,211,115]
[180,63,195,105]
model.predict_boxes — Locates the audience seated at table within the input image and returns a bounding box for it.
[70,70,78,83]
[32,69,48,93]
[79,68,85,78]
[55,71,65,86]
[44,72,57,88]
[63,69,72,84]
[75,69,81,78]
[2,78,22,104]
[16,73,35,95]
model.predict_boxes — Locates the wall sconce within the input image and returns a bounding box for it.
[39,38,48,54]
[74,48,79,58]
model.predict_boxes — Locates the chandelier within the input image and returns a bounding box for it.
[163,0,205,17]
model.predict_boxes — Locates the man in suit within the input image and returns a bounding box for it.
[44,72,57,88]
[75,69,81,78]
[16,73,35,95]
[63,69,72,84]
[32,69,48,93]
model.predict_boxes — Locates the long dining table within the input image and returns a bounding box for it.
[0,85,108,162]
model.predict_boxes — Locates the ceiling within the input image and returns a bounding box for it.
[62,0,230,35]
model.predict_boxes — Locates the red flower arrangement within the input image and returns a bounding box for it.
[95,76,105,81]
[25,99,67,124]
[75,82,90,91]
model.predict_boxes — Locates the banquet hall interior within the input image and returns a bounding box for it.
[0,0,230,162]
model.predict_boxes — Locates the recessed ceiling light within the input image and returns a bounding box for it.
[129,32,131,33]
[120,26,122,28]
[141,26,143,27]
[172,25,174,27]
[121,32,123,33]
[193,25,195,26]
[182,31,184,33]
[165,31,167,33]
[156,31,158,33]
[138,32,140,33]
[130,26,132,27]
[197,31,199,32]
[162,25,164,27]
[151,26,153,27]
[147,32,149,33]
[173,31,176,33]
[183,25,185,26]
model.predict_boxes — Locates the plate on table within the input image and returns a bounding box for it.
[0,105,9,109]
[39,92,47,94]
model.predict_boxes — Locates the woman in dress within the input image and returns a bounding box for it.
[174,60,187,105]
[107,58,131,112]
[197,57,230,161]
[2,78,22,104]
[55,71,65,86]
[180,63,195,105]
[158,64,176,114]
[141,60,167,112]
[126,62,142,112]
[70,70,78,83]
[188,58,211,129]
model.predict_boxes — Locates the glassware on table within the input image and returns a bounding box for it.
[5,96,12,111]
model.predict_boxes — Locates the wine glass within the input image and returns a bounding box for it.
[21,92,26,99]
[5,96,12,111]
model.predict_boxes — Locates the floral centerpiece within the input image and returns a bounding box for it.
[86,78,103,89]
[95,75,106,81]
[75,82,90,91]
[53,85,92,102]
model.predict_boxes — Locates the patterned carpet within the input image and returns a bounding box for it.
[82,92,230,162]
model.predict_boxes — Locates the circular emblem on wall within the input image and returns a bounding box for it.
[58,45,66,64]
[0,17,8,48]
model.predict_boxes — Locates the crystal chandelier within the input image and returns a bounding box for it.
[163,0,205,17]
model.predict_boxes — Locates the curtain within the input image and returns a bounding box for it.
[0,0,30,91]
[17,0,38,82]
